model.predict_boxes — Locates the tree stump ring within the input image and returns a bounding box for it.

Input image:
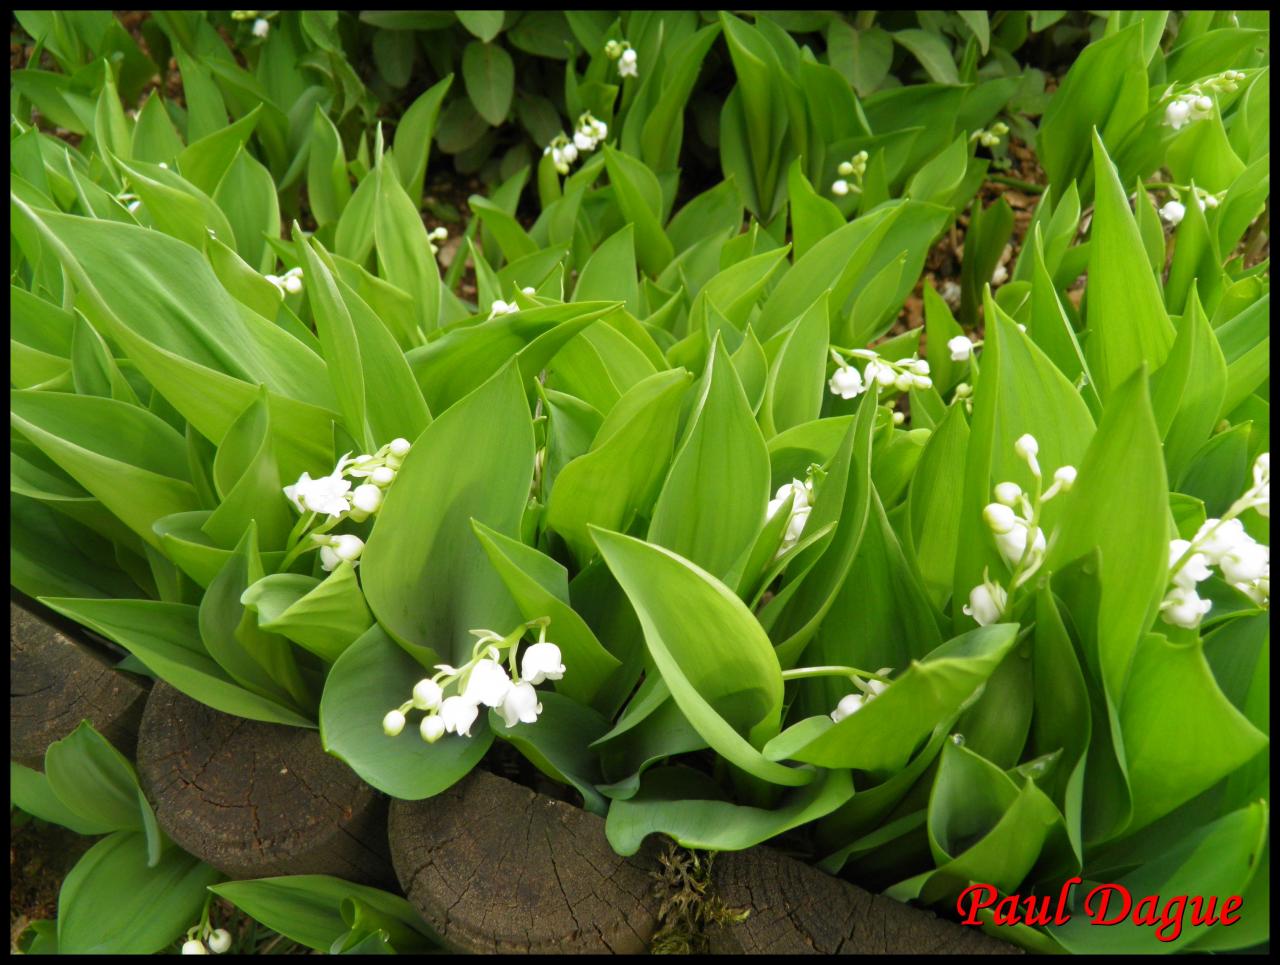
[136,682,394,887]
[388,770,664,953]
[10,600,149,770]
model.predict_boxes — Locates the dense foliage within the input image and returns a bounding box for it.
[10,9,1270,955]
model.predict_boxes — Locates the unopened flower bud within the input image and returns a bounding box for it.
[371,466,396,486]
[994,481,1022,506]
[183,940,210,955]
[383,709,406,736]
[984,503,1019,534]
[420,715,446,743]
[831,179,850,196]
[207,929,232,955]
[412,678,443,711]
[351,483,383,514]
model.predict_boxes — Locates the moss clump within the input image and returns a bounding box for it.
[648,840,749,954]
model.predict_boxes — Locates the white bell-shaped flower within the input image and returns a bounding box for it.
[382,709,406,736]
[284,471,352,518]
[1168,539,1212,588]
[331,534,364,562]
[1164,97,1192,129]
[1159,200,1186,225]
[829,692,865,723]
[462,659,512,708]
[440,695,480,737]
[785,505,811,543]
[963,581,1007,626]
[1219,539,1269,585]
[995,521,1046,569]
[319,545,342,572]
[618,47,638,77]
[521,642,565,684]
[207,929,232,955]
[948,335,974,361]
[412,678,443,711]
[182,940,210,955]
[1161,585,1212,629]
[767,479,811,520]
[1194,518,1247,563]
[252,18,270,38]
[498,681,543,727]
[828,364,864,399]
[831,179,850,197]
[419,715,447,743]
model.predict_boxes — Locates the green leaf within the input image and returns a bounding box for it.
[212,875,437,953]
[462,41,514,126]
[362,362,534,667]
[488,692,611,816]
[908,404,971,607]
[11,390,199,551]
[601,145,674,275]
[764,624,1020,774]
[1046,369,1168,701]
[545,369,690,566]
[392,75,453,207]
[648,339,768,581]
[607,765,853,856]
[592,528,809,787]
[58,831,221,954]
[39,597,316,728]
[241,563,373,664]
[456,10,505,43]
[893,29,959,84]
[43,721,153,839]
[472,521,621,707]
[320,625,492,799]
[306,106,351,227]
[374,162,441,334]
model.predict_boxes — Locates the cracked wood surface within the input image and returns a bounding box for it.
[389,770,664,954]
[10,601,149,770]
[706,846,1023,954]
[136,682,394,886]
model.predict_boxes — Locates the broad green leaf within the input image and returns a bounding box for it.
[320,625,492,799]
[58,831,221,954]
[592,528,809,786]
[607,765,852,856]
[241,563,373,664]
[39,597,316,728]
[374,163,441,334]
[1047,369,1168,700]
[1084,131,1175,398]
[545,369,691,566]
[462,41,514,126]
[764,624,1019,774]
[11,390,198,550]
[602,145,674,275]
[362,362,534,667]
[472,521,621,706]
[648,339,768,580]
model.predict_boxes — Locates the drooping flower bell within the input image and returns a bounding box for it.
[521,642,565,684]
[498,681,543,727]
[462,658,513,708]
[439,695,480,737]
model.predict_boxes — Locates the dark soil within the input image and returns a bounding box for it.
[9,814,91,952]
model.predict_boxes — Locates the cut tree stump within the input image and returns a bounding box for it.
[10,600,149,770]
[136,682,394,887]
[389,769,1022,955]
[706,846,1023,954]
[389,770,665,954]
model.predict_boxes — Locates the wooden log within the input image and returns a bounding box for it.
[136,682,394,887]
[705,845,1023,954]
[389,770,665,954]
[10,600,149,770]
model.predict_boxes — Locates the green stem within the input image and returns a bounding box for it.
[989,175,1045,194]
[781,665,889,683]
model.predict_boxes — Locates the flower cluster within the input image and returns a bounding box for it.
[382,620,564,742]
[1158,187,1221,226]
[1164,71,1247,131]
[963,434,1077,625]
[426,225,448,256]
[605,39,638,78]
[1162,452,1270,628]
[766,475,816,557]
[970,120,1009,148]
[830,669,892,722]
[282,438,411,571]
[827,347,932,401]
[831,150,869,197]
[544,113,608,175]
[264,265,302,296]
[181,915,232,955]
